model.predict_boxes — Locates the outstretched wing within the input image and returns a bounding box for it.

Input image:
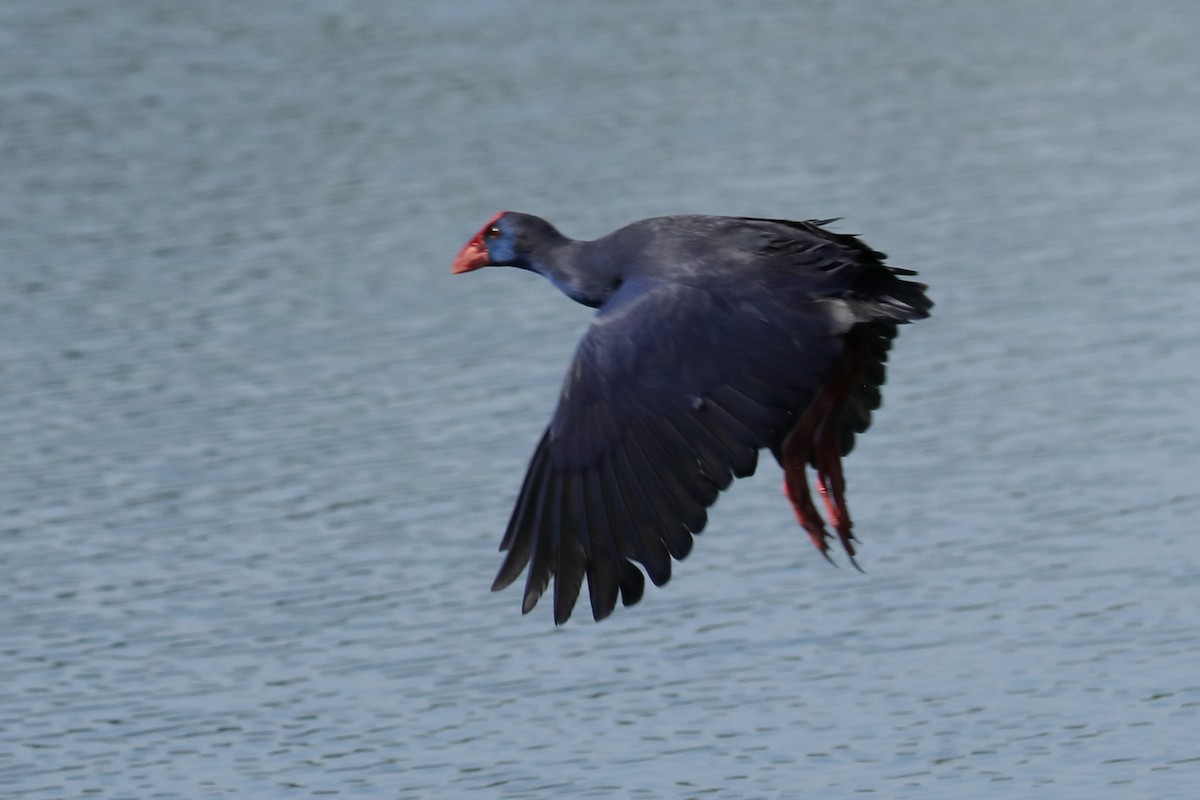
[492,276,857,624]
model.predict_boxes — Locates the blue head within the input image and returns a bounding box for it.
[451,211,569,274]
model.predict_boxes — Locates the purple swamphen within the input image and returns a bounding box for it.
[453,211,931,624]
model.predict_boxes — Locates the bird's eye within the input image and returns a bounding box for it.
[484,226,501,239]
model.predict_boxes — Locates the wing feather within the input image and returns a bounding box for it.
[549,473,585,622]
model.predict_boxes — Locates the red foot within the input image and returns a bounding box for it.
[778,341,864,564]
[780,402,831,556]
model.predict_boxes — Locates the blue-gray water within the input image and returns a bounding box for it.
[3,1,1199,797]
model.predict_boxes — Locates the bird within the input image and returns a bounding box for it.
[452,211,931,624]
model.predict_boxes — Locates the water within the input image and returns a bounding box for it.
[3,1,1199,796]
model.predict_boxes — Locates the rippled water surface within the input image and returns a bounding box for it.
[4,1,1200,797]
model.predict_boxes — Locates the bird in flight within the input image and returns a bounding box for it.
[453,212,931,624]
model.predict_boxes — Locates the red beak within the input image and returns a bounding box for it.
[452,211,506,274]
[451,239,489,274]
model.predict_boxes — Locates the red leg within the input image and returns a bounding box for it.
[779,337,866,565]
[815,426,856,562]
[779,416,831,557]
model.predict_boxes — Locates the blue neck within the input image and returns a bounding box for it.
[528,240,623,309]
